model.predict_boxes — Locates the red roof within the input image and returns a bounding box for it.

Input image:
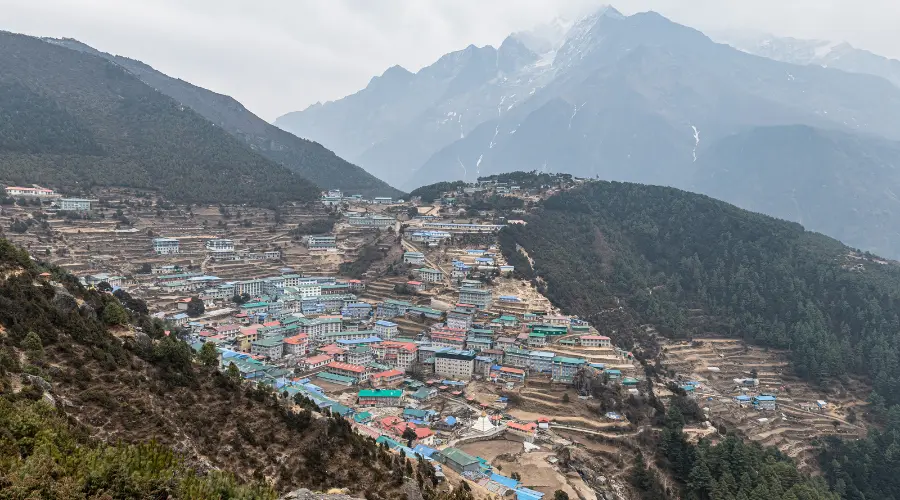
[305,354,333,365]
[414,427,434,439]
[507,421,538,432]
[380,416,403,428]
[318,344,347,355]
[284,334,309,345]
[262,321,280,327]
[373,369,405,379]
[327,361,367,374]
[499,366,525,375]
[214,324,239,332]
[407,281,423,286]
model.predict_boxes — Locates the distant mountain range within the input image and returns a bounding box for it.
[714,31,900,89]
[276,7,900,258]
[44,38,403,199]
[0,31,320,205]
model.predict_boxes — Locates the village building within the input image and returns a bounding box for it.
[374,320,398,339]
[403,251,425,264]
[303,354,333,371]
[406,280,426,293]
[506,421,538,442]
[59,198,97,212]
[434,349,476,380]
[316,372,356,387]
[152,237,180,255]
[358,389,404,407]
[379,299,412,319]
[421,222,506,233]
[205,239,236,259]
[527,332,548,348]
[5,186,56,198]
[414,267,444,283]
[251,337,284,360]
[283,334,309,356]
[435,448,481,474]
[212,324,241,340]
[306,234,337,249]
[492,366,526,383]
[459,287,492,310]
[371,368,405,387]
[346,214,395,229]
[551,356,586,383]
[580,335,612,348]
[446,308,474,330]
[527,350,555,373]
[503,347,531,368]
[326,361,370,383]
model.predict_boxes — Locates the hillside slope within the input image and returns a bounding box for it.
[500,181,900,405]
[0,31,319,205]
[46,38,403,199]
[0,239,439,499]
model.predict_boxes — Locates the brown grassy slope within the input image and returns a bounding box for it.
[44,339,409,497]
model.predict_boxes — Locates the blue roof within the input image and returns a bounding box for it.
[516,488,544,500]
[735,395,751,401]
[756,395,777,401]
[336,336,383,345]
[444,416,457,425]
[412,444,438,459]
[375,320,398,327]
[490,473,520,489]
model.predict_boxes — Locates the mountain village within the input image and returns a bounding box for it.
[0,176,865,499]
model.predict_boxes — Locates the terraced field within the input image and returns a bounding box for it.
[661,337,867,470]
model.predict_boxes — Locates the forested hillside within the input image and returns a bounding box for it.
[0,31,320,205]
[500,181,900,406]
[45,38,404,199]
[0,238,455,499]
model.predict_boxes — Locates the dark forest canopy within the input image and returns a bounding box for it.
[0,32,320,205]
[409,181,467,203]
[500,181,900,406]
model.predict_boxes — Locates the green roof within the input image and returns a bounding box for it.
[316,372,356,384]
[252,337,284,348]
[353,411,373,423]
[409,306,441,315]
[321,330,377,338]
[552,356,586,365]
[498,316,517,321]
[529,332,547,338]
[359,389,402,398]
[439,447,479,467]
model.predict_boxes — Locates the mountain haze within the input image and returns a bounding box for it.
[0,31,319,205]
[46,38,403,199]
[277,6,900,258]
[715,32,900,89]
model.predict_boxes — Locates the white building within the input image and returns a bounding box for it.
[306,235,337,249]
[403,252,425,264]
[374,320,398,339]
[5,186,56,198]
[346,214,395,229]
[414,268,444,283]
[434,349,476,380]
[206,239,235,259]
[234,279,264,297]
[459,287,492,309]
[59,198,97,212]
[152,238,180,255]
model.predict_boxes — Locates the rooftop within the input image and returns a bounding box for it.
[359,389,402,398]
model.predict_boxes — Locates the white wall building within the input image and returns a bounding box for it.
[153,238,180,255]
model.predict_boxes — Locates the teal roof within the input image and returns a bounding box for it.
[353,411,373,423]
[552,356,586,365]
[359,389,402,398]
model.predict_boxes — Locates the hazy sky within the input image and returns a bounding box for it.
[3,0,898,121]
